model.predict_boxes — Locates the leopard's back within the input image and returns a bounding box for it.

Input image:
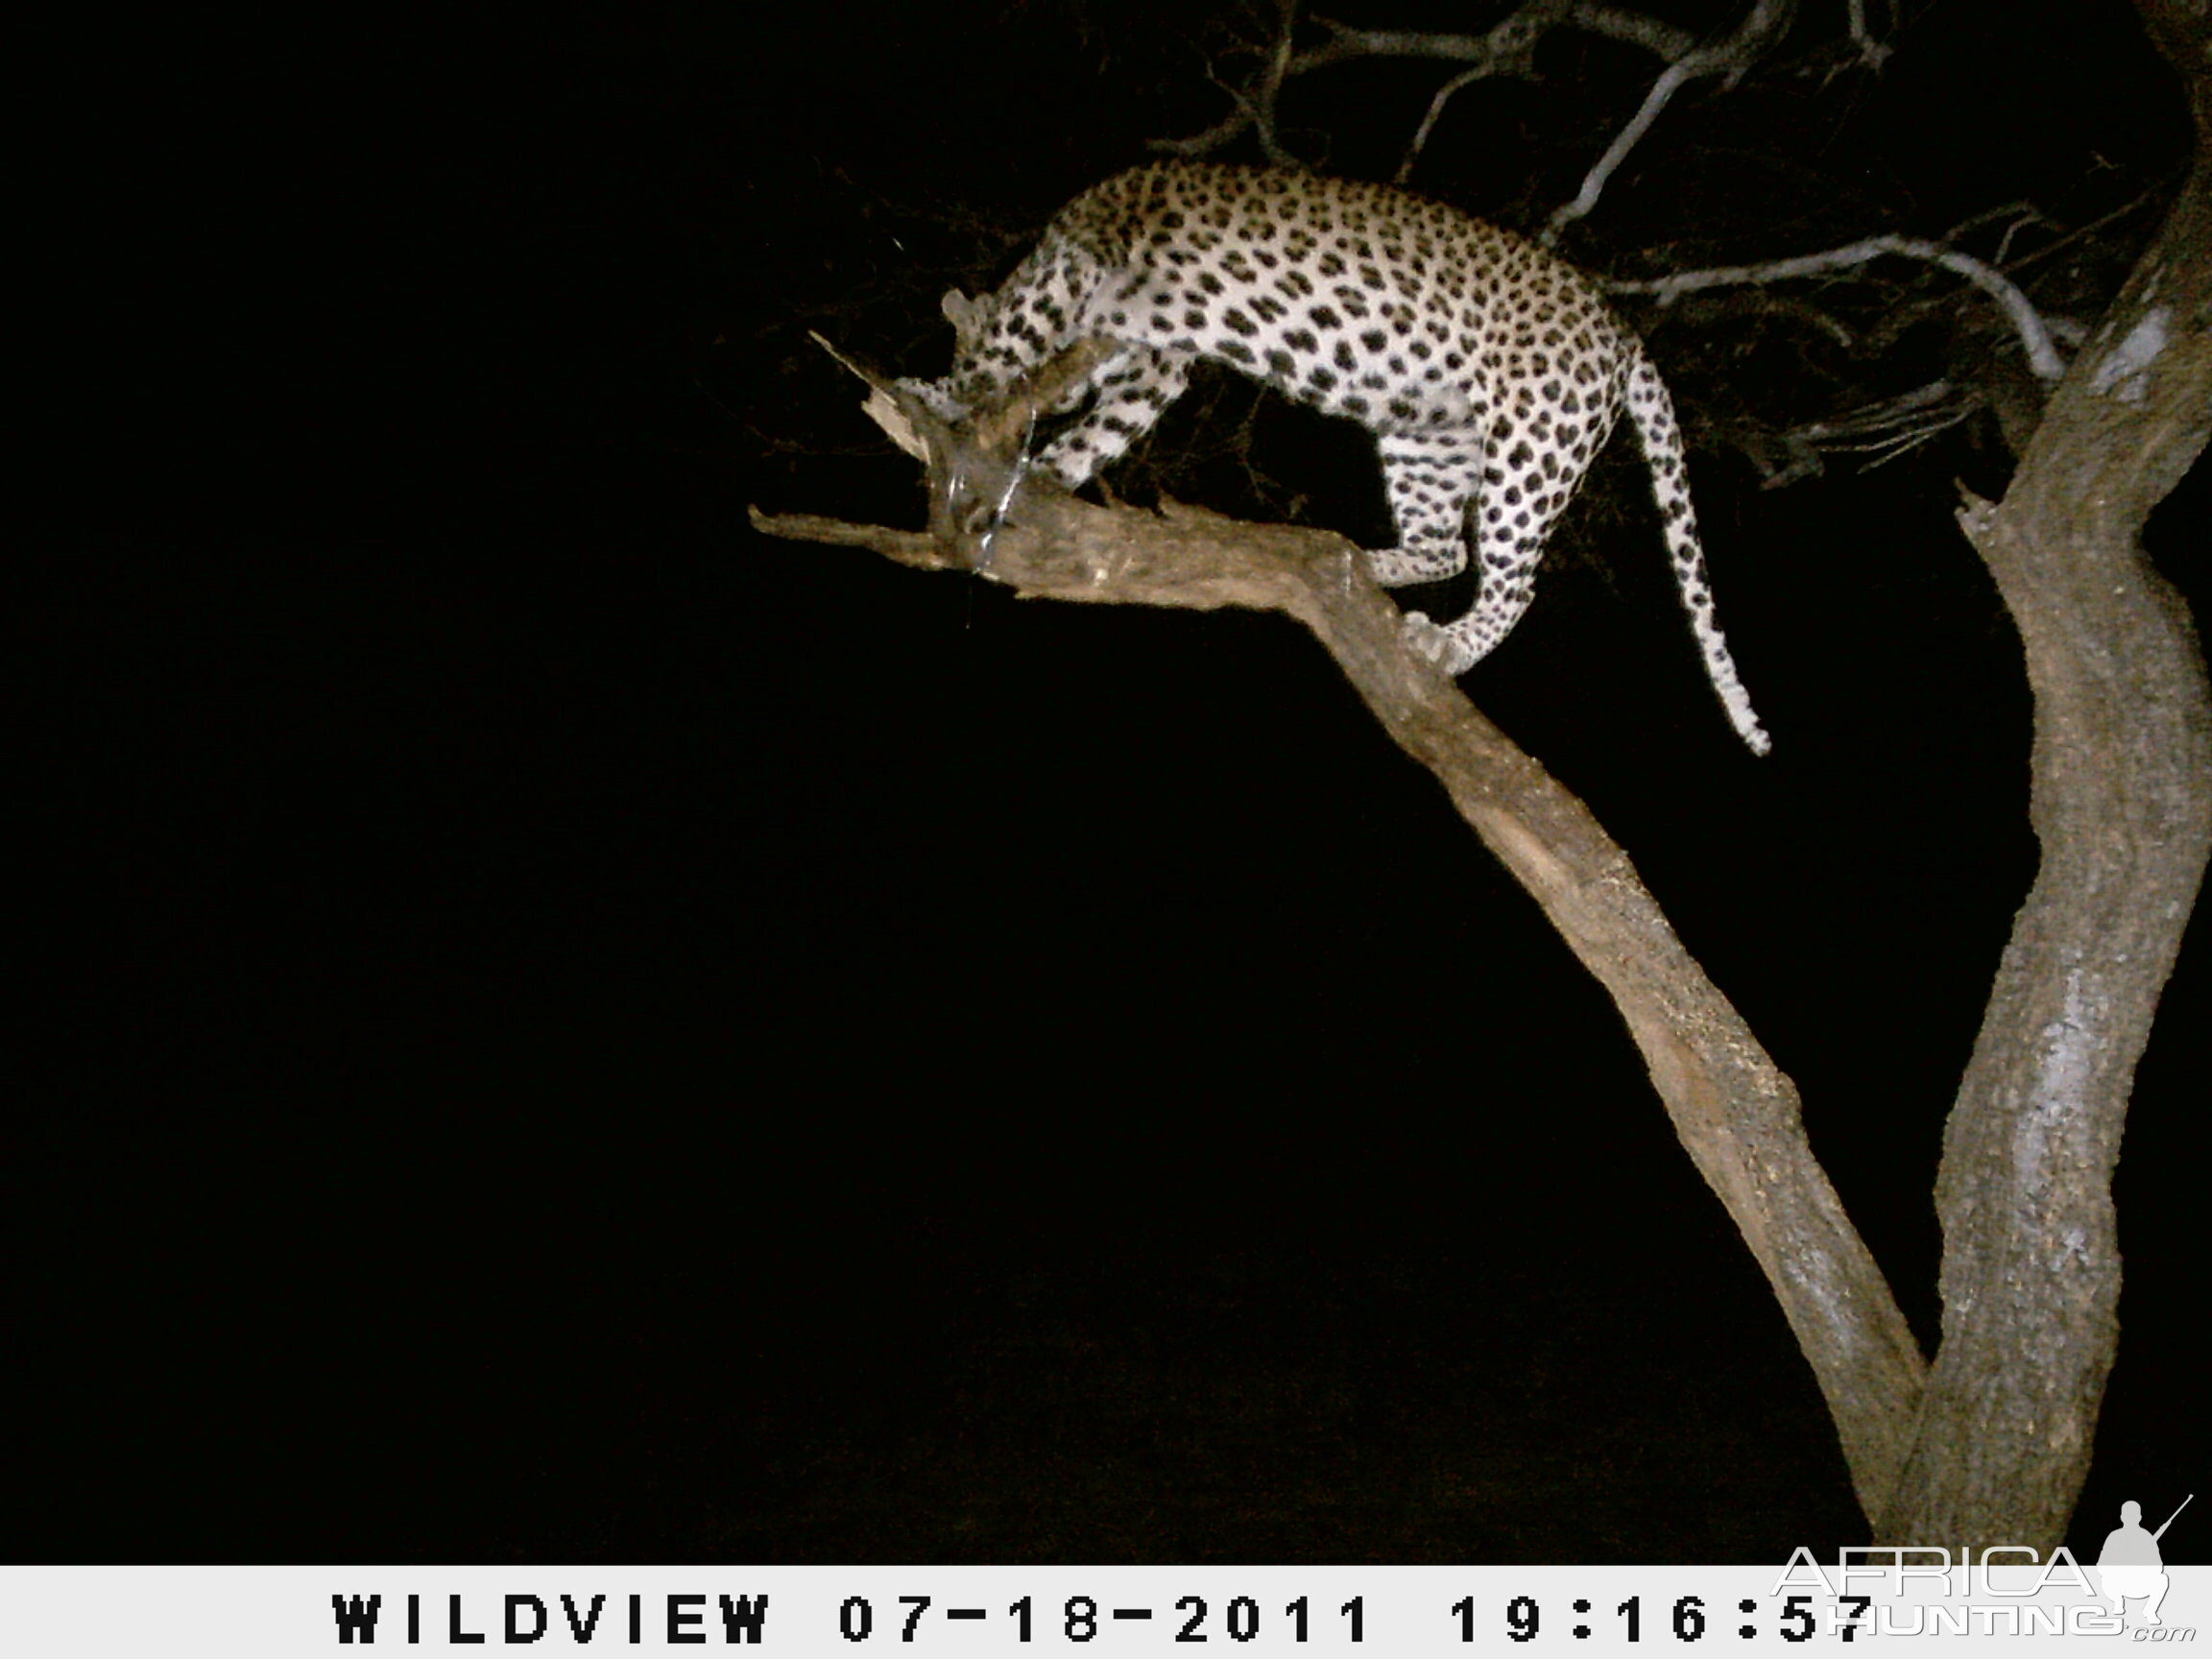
[908,162,1769,754]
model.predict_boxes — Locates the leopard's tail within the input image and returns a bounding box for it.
[1623,341,1771,756]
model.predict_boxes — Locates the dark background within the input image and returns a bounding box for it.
[25,1,2205,1562]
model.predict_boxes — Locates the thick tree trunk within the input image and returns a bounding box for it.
[1873,0,2212,1549]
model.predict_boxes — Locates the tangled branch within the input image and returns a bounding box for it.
[1152,0,1873,211]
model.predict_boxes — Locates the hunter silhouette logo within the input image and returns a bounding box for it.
[2099,1494,2192,1627]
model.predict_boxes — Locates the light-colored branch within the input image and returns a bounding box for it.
[1299,3,1695,71]
[1611,234,2070,380]
[1844,0,1893,70]
[1565,1,1701,59]
[1291,16,1544,75]
[1148,102,1254,159]
[1541,56,1695,242]
[1396,66,1500,185]
[757,341,1930,1524]
[1544,0,1799,244]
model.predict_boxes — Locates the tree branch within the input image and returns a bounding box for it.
[1543,0,1799,244]
[757,343,1931,1523]
[1296,2,1695,74]
[1751,380,1977,487]
[1149,0,1304,164]
[1611,233,2070,380]
[1397,65,1509,186]
[1154,0,1711,175]
[1843,0,1893,72]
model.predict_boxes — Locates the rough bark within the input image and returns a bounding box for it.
[754,342,1929,1524]
[1872,0,2212,1550]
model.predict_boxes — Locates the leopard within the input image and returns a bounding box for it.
[897,160,1770,755]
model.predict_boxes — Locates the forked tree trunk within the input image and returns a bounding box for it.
[1871,0,2212,1549]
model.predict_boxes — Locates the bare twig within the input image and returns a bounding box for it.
[1397,65,1508,185]
[1994,180,2172,277]
[1751,380,1978,486]
[1933,198,2037,251]
[1987,209,2052,267]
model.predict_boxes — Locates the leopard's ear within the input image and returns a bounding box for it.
[942,289,988,353]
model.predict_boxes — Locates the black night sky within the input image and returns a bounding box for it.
[26,1,2207,1563]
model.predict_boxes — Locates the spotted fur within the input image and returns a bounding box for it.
[901,161,1768,754]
